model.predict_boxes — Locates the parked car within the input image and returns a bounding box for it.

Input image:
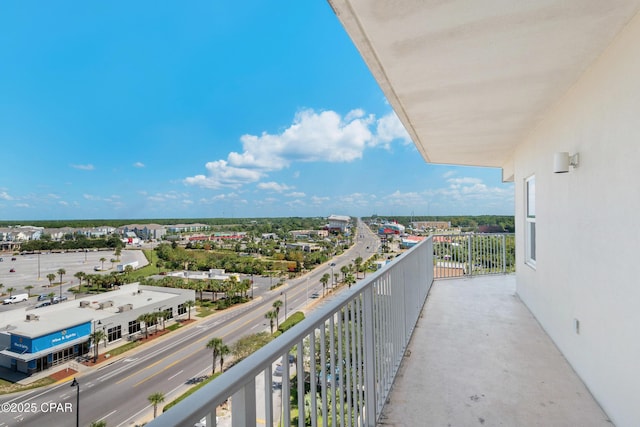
[273,364,283,377]
[37,294,50,301]
[52,295,68,304]
[9,268,15,273]
[35,300,51,308]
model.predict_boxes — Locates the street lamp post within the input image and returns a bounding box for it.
[92,320,102,362]
[70,378,80,427]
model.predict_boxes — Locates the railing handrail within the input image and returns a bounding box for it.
[148,237,434,427]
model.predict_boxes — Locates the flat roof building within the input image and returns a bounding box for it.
[0,283,194,375]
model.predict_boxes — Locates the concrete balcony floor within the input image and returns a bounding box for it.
[379,275,612,427]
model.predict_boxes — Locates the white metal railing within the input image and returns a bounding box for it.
[432,233,515,279]
[147,237,433,427]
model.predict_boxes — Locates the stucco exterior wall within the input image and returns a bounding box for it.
[513,11,640,427]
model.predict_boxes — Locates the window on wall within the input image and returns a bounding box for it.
[525,175,536,267]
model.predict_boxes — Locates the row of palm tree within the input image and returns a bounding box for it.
[206,337,230,375]
[136,311,167,339]
[264,299,284,334]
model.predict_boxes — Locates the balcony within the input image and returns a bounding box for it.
[147,236,608,426]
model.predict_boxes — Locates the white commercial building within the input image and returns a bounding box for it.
[330,1,640,425]
[0,283,194,375]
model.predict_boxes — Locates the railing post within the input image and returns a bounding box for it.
[467,234,473,276]
[502,234,506,273]
[363,286,377,425]
[231,380,256,427]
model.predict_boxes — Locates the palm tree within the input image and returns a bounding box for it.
[57,268,66,298]
[320,273,330,297]
[46,273,56,288]
[137,313,152,339]
[114,247,122,261]
[184,300,195,320]
[265,310,277,334]
[354,256,363,279]
[7,287,15,297]
[346,273,356,289]
[25,285,34,297]
[89,421,107,427]
[90,329,106,362]
[272,300,283,329]
[219,344,230,373]
[74,271,85,289]
[0,283,4,295]
[148,391,165,419]
[206,337,224,374]
[340,265,349,282]
[99,257,106,271]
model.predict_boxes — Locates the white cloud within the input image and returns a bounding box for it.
[184,160,263,189]
[184,108,379,189]
[59,201,69,206]
[310,196,330,205]
[370,111,412,148]
[442,170,456,178]
[257,182,293,192]
[15,203,30,208]
[133,162,145,168]
[286,192,306,198]
[0,191,13,201]
[71,164,95,171]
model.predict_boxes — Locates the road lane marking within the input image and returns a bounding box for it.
[133,352,196,387]
[98,409,118,421]
[167,369,184,381]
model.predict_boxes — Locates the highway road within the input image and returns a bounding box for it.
[0,221,380,427]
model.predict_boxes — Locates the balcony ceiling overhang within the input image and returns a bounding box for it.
[329,0,640,180]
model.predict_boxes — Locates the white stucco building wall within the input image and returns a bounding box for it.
[513,12,640,427]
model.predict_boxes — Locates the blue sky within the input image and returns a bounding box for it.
[0,1,514,221]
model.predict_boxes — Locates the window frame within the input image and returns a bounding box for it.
[525,175,536,268]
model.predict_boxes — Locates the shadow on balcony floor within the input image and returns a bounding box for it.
[378,275,612,427]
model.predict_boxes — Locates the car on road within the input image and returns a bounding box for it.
[273,364,283,377]
[311,292,320,299]
[9,268,15,273]
[37,294,50,301]
[52,295,68,304]
[3,294,29,304]
[35,300,51,308]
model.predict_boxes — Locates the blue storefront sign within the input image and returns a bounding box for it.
[11,322,91,353]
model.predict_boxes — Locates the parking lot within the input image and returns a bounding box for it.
[0,249,147,308]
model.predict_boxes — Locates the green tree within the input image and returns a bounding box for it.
[74,271,86,289]
[46,273,56,288]
[320,273,330,297]
[272,299,283,329]
[265,310,277,334]
[148,391,165,419]
[184,300,195,320]
[137,313,152,339]
[354,256,363,279]
[7,287,15,297]
[219,344,230,373]
[57,268,66,298]
[206,337,224,374]
[90,329,106,362]
[89,421,107,427]
[0,283,4,295]
[99,257,106,270]
[25,285,34,297]
[340,265,349,282]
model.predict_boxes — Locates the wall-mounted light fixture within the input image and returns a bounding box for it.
[553,152,579,173]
